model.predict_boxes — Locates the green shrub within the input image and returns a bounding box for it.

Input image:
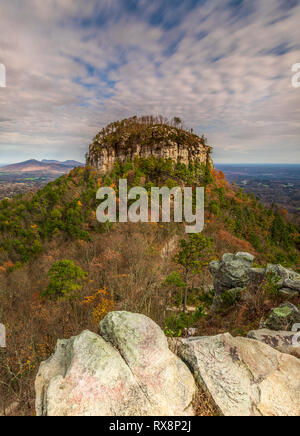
[198,289,215,308]
[42,260,87,300]
[164,306,206,337]
[220,288,243,308]
[264,272,281,298]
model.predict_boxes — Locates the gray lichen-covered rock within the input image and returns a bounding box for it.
[262,303,300,331]
[266,264,300,282]
[209,252,257,308]
[279,288,299,298]
[248,267,266,283]
[283,278,300,293]
[265,264,300,288]
[173,333,300,416]
[35,312,196,416]
[209,253,300,310]
[209,252,255,294]
[264,265,300,293]
[248,329,300,359]
[35,330,150,416]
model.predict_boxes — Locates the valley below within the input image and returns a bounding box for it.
[0,159,84,199]
[216,164,300,218]
[0,172,62,199]
[2,162,300,220]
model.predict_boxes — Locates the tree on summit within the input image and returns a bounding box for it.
[173,117,182,128]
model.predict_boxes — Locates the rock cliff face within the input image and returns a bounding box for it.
[209,252,300,309]
[86,117,213,174]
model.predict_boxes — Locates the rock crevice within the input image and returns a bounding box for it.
[35,312,196,417]
[36,310,300,417]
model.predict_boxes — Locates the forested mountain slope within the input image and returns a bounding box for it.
[0,118,299,415]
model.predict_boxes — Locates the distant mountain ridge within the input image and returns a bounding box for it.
[0,159,84,174]
[41,159,84,167]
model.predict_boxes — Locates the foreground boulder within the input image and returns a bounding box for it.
[248,329,300,359]
[35,312,196,416]
[173,333,300,416]
[261,302,300,331]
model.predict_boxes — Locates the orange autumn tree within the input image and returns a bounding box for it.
[81,289,114,324]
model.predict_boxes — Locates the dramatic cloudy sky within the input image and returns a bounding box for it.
[0,0,299,164]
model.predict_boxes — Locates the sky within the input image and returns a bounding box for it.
[0,0,299,164]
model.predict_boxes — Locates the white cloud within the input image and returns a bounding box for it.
[0,0,299,163]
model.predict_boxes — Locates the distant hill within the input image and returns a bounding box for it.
[42,159,84,168]
[0,159,84,174]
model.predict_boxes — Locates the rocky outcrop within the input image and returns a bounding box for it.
[260,302,300,331]
[248,329,300,359]
[209,253,300,309]
[209,252,256,293]
[209,252,259,308]
[265,264,300,287]
[279,288,299,298]
[86,119,212,174]
[35,312,196,417]
[283,279,300,293]
[172,333,300,416]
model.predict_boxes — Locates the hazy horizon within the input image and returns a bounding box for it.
[1,158,300,166]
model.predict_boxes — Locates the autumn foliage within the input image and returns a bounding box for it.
[0,131,299,415]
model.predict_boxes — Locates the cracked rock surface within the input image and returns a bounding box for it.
[172,333,300,416]
[248,329,300,359]
[35,312,196,416]
[35,311,300,417]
